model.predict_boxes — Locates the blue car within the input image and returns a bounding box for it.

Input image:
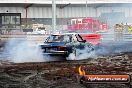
[39,34,94,57]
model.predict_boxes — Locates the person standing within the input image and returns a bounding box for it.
[114,23,124,41]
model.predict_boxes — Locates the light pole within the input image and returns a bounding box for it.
[52,0,56,34]
[86,0,88,18]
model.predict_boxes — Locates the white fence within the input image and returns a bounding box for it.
[101,33,132,41]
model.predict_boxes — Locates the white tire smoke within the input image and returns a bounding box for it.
[67,41,132,60]
[67,45,96,60]
[3,39,44,63]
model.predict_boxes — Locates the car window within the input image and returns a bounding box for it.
[46,35,70,42]
[72,35,78,42]
[62,35,70,42]
[46,35,54,42]
[54,35,62,41]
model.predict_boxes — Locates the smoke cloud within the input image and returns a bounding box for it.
[1,38,44,63]
[95,41,132,55]
[67,45,97,60]
[0,38,67,63]
[67,41,132,60]
[1,39,132,62]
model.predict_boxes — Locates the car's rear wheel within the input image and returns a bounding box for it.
[66,44,95,60]
[71,47,84,60]
[72,47,78,59]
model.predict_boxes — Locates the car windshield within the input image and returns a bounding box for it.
[46,35,71,42]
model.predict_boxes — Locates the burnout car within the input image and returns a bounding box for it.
[39,33,94,58]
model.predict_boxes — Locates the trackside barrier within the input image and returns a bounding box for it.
[101,33,132,41]
[0,34,132,43]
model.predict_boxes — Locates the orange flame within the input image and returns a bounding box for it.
[78,66,86,76]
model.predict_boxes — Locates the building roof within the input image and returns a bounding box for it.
[0,0,132,4]
[0,0,132,7]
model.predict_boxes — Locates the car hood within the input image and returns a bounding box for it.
[40,42,66,47]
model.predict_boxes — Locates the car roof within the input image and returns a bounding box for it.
[62,32,96,35]
[52,32,99,36]
[52,32,85,35]
[51,33,74,36]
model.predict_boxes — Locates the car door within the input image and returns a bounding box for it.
[72,34,85,49]
[75,34,94,52]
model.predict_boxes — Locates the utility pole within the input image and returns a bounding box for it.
[86,0,87,18]
[52,0,56,34]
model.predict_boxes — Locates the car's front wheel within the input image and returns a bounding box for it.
[66,47,79,60]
